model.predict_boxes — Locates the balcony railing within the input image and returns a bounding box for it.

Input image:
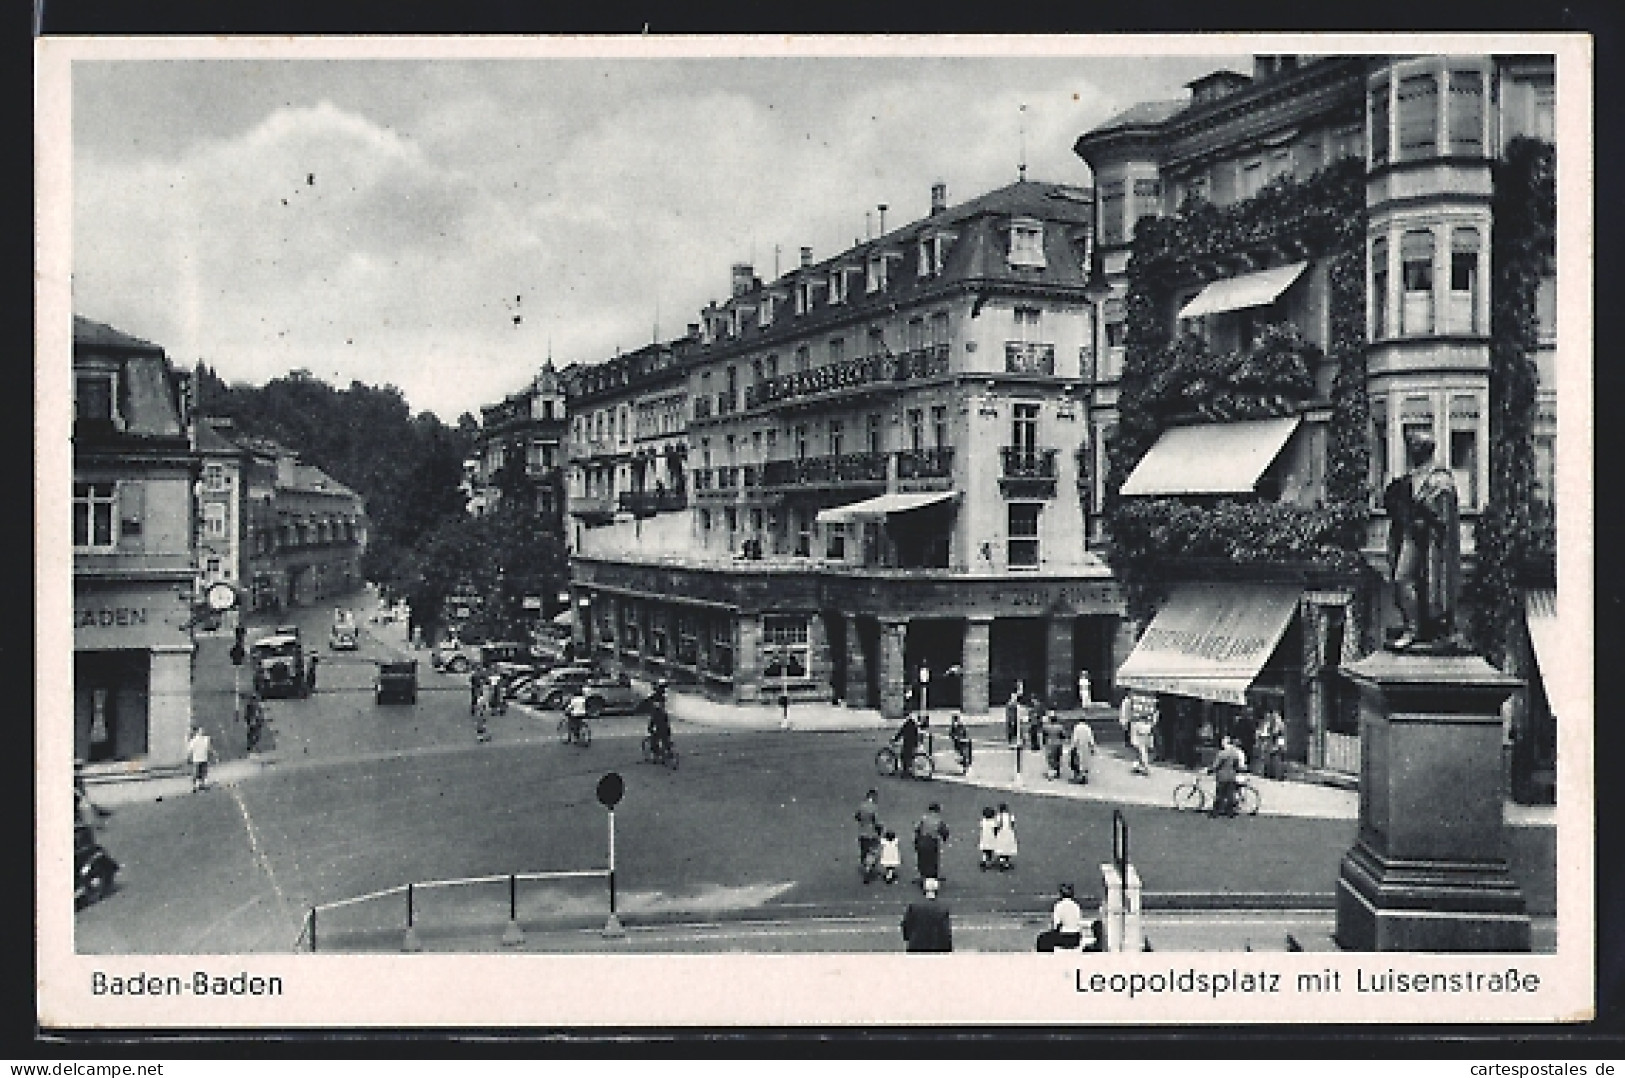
[743,344,951,409]
[894,447,955,481]
[999,446,1058,498]
[569,495,617,520]
[1005,341,1056,375]
[618,488,688,516]
[691,468,713,491]
[759,452,889,488]
[716,465,739,490]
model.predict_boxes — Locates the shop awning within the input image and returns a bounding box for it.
[1177,261,1308,320]
[1115,583,1302,705]
[1120,416,1301,497]
[815,490,959,525]
[1524,588,1560,692]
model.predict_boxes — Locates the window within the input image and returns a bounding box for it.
[206,556,221,578]
[700,509,711,534]
[906,317,926,351]
[866,413,882,454]
[1447,227,1481,334]
[725,367,738,413]
[1399,396,1435,468]
[762,615,811,681]
[826,522,846,560]
[866,256,887,294]
[828,338,845,365]
[622,604,641,653]
[908,408,925,451]
[766,429,778,456]
[1008,217,1045,268]
[1532,427,1557,511]
[1397,73,1439,158]
[1008,503,1040,568]
[1371,236,1390,340]
[1012,401,1039,457]
[828,420,844,457]
[676,612,699,665]
[1013,305,1042,343]
[1449,394,1481,509]
[1133,178,1162,224]
[1240,158,1265,199]
[73,482,117,549]
[795,346,810,372]
[204,502,227,540]
[795,425,808,460]
[1449,70,1484,155]
[1533,85,1555,143]
[649,611,669,659]
[204,463,227,491]
[1369,396,1390,496]
[1099,181,1125,246]
[75,373,115,424]
[710,616,734,677]
[932,405,948,449]
[766,354,779,379]
[929,312,950,347]
[1401,230,1435,335]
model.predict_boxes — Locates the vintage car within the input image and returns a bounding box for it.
[374,660,418,704]
[251,634,310,698]
[528,665,598,709]
[534,670,651,716]
[432,636,479,674]
[329,609,359,651]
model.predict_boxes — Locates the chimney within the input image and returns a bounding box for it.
[731,263,754,298]
[930,182,947,215]
[687,322,701,341]
[878,203,888,234]
[800,246,813,269]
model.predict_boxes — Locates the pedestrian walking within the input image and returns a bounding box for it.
[1129,694,1156,776]
[977,806,999,871]
[900,877,953,952]
[469,671,484,717]
[855,789,882,883]
[1027,699,1045,752]
[243,692,266,752]
[1036,883,1085,952]
[1042,711,1068,780]
[305,654,318,692]
[991,802,1018,871]
[186,727,215,793]
[948,714,972,772]
[1068,715,1097,784]
[878,830,902,884]
[1004,689,1021,745]
[913,802,950,885]
[1119,690,1134,747]
[1077,668,1092,707]
[1257,708,1286,780]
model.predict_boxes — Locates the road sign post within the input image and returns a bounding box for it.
[596,772,626,938]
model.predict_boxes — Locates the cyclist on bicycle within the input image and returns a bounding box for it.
[1209,736,1248,817]
[892,712,923,778]
[565,691,590,743]
[646,681,672,761]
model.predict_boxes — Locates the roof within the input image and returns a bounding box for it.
[194,421,246,456]
[1087,99,1189,135]
[73,315,164,354]
[1120,416,1301,497]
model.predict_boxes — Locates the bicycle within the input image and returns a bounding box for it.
[1172,771,1260,815]
[875,743,934,780]
[557,715,592,747]
[641,735,679,770]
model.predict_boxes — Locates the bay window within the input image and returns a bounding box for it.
[1397,73,1439,158]
[1401,230,1434,335]
[1446,227,1481,334]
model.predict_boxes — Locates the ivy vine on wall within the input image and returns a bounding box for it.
[1102,158,1372,620]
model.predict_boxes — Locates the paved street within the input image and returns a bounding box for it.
[72,591,1557,956]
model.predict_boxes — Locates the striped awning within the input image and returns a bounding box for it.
[1120,416,1301,497]
[1115,583,1301,706]
[815,491,959,525]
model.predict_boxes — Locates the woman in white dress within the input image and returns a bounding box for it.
[992,802,1018,871]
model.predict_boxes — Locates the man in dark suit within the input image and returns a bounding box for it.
[901,877,953,952]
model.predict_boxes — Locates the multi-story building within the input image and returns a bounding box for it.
[471,361,568,527]
[72,316,198,769]
[194,416,250,601]
[1074,53,1557,797]
[237,435,369,612]
[570,180,1128,717]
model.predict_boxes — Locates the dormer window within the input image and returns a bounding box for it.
[866,255,887,294]
[758,294,777,328]
[75,372,118,426]
[918,230,958,278]
[1008,217,1046,269]
[829,269,846,305]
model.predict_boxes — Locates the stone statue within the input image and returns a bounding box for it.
[1383,431,1462,650]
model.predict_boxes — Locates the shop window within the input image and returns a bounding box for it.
[762,614,811,681]
[1449,70,1485,155]
[1369,79,1390,165]
[1401,230,1434,335]
[73,482,117,549]
[1397,73,1439,158]
[1008,503,1041,568]
[1371,236,1389,339]
[1446,227,1481,334]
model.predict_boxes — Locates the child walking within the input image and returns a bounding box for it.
[992,802,1018,871]
[978,806,999,871]
[878,829,902,884]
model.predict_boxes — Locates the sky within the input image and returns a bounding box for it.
[66,40,1251,423]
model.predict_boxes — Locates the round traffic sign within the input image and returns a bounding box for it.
[596,772,624,809]
[205,582,238,611]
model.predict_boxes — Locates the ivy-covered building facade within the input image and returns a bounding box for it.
[1075,53,1557,800]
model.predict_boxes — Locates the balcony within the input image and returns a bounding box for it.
[759,452,889,489]
[894,447,955,483]
[716,465,739,490]
[743,344,951,409]
[569,495,618,523]
[1005,341,1056,375]
[998,446,1058,498]
[618,488,688,517]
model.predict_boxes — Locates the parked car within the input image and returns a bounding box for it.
[330,608,359,650]
[251,634,310,698]
[432,637,479,674]
[374,660,418,704]
[530,665,598,709]
[570,673,655,717]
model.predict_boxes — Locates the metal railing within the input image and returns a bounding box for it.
[895,447,955,480]
[1005,341,1056,375]
[760,451,888,487]
[999,446,1058,478]
[743,344,951,409]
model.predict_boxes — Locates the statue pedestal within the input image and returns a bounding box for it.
[1335,648,1531,952]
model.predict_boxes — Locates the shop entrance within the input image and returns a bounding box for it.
[74,650,149,762]
[904,619,964,711]
[989,618,1046,707]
